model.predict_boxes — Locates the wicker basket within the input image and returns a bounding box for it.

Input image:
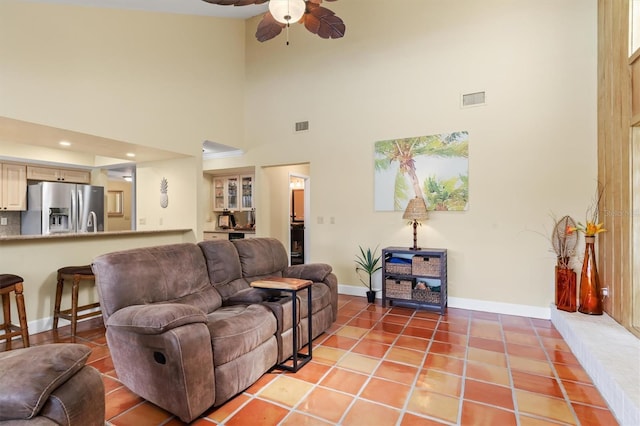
[412,288,441,304]
[412,256,441,276]
[386,262,412,275]
[386,279,412,299]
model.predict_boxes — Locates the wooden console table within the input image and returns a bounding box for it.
[251,277,313,372]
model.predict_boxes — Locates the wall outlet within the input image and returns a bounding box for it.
[139,218,146,225]
[159,217,163,226]
[0,217,7,226]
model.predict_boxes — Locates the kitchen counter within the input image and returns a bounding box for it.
[203,229,256,241]
[206,228,256,234]
[0,229,191,242]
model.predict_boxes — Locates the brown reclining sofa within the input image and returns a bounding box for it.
[92,237,337,423]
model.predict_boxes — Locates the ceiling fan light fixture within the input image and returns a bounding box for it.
[268,0,305,25]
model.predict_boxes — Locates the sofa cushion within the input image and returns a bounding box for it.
[198,240,246,300]
[232,238,288,277]
[207,304,277,366]
[93,243,216,320]
[0,344,91,421]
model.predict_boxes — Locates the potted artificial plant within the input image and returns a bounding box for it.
[355,245,382,303]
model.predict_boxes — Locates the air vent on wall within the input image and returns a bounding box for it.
[295,121,309,132]
[461,91,486,108]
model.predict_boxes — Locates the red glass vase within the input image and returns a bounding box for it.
[578,235,603,315]
[555,266,577,312]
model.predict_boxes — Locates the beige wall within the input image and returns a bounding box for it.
[208,0,599,314]
[0,0,246,155]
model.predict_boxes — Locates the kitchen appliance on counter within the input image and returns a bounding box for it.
[21,182,104,235]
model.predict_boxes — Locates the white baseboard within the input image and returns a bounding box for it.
[337,285,550,319]
[23,306,102,337]
[447,296,550,319]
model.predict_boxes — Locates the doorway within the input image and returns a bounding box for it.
[289,174,309,265]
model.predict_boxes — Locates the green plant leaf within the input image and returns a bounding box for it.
[355,245,382,290]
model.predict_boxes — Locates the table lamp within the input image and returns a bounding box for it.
[402,197,429,250]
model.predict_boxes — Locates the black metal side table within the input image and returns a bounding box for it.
[251,277,313,372]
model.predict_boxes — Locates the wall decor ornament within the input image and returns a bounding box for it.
[374,131,469,212]
[160,177,168,208]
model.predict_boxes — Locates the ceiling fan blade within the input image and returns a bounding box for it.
[201,0,267,5]
[255,12,285,42]
[303,4,345,39]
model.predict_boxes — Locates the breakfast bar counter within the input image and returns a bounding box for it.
[0,228,192,242]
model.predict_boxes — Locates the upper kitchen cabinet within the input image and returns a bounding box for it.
[213,176,238,211]
[240,175,254,211]
[1,163,27,211]
[212,175,253,212]
[26,165,91,184]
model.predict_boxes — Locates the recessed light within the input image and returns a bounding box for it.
[59,141,71,146]
[126,153,135,158]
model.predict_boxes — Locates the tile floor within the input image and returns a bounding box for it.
[7,295,620,425]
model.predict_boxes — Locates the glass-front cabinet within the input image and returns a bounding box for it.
[226,176,238,210]
[240,175,253,211]
[213,177,225,211]
[212,175,253,212]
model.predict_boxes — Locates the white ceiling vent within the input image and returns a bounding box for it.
[295,121,309,132]
[461,91,486,108]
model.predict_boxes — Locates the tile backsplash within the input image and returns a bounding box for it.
[0,211,21,236]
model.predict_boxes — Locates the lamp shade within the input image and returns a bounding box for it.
[402,197,429,221]
[269,0,306,24]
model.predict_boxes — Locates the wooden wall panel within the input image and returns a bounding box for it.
[597,0,636,336]
[632,53,640,124]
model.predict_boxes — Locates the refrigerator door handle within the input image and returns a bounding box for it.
[77,189,84,232]
[71,189,77,233]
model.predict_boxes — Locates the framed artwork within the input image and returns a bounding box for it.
[374,131,469,211]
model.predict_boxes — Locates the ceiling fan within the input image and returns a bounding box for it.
[201,0,346,43]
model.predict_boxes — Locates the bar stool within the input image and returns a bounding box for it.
[0,274,30,350]
[53,265,101,339]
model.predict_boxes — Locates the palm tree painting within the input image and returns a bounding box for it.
[374,131,469,211]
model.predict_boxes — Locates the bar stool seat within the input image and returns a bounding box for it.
[0,274,30,350]
[53,266,101,339]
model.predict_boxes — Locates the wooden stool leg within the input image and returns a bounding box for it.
[53,273,64,331]
[71,274,80,339]
[1,293,11,350]
[14,283,29,348]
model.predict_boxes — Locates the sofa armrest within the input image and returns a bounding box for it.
[285,263,338,322]
[106,303,208,335]
[284,263,332,282]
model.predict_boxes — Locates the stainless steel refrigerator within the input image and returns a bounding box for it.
[21,182,104,235]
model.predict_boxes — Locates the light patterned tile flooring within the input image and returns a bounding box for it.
[7,295,619,425]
